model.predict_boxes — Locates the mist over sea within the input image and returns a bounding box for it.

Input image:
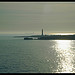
[0,35,75,73]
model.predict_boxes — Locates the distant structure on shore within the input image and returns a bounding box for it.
[23,29,75,40]
[42,29,43,36]
[14,29,75,40]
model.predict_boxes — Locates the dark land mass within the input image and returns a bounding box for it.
[14,35,75,40]
[14,29,75,40]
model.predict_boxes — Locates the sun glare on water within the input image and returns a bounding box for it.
[54,40,74,73]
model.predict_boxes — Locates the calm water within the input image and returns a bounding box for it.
[0,35,75,73]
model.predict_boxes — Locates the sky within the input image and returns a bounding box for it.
[0,2,75,34]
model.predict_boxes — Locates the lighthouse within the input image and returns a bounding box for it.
[42,29,43,36]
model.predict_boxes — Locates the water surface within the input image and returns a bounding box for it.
[0,35,75,73]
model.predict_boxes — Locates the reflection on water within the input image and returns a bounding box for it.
[54,40,74,73]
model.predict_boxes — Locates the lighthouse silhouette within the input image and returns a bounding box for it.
[42,29,43,36]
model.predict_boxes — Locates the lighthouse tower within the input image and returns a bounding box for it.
[42,29,43,36]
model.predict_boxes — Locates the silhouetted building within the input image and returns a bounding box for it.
[42,29,43,36]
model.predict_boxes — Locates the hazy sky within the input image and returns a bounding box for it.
[0,2,75,34]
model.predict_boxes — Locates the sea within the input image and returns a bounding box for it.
[0,35,75,73]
